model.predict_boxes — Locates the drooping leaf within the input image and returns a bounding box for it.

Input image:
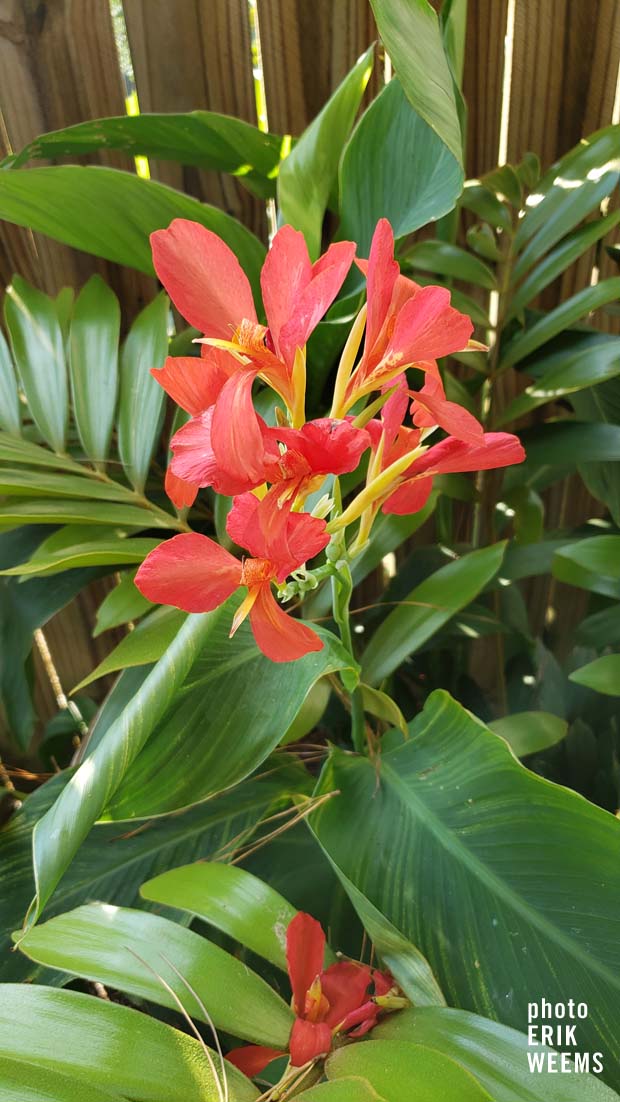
[69,274,120,464]
[325,1040,492,1101]
[94,569,152,635]
[571,376,620,525]
[0,468,149,501]
[73,607,186,690]
[4,277,67,452]
[500,278,620,370]
[404,240,496,289]
[118,292,169,492]
[0,497,169,529]
[569,655,620,696]
[498,333,620,424]
[0,328,20,436]
[0,537,160,577]
[488,711,568,757]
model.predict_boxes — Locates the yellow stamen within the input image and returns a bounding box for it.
[327,445,427,533]
[229,588,259,636]
[330,303,367,419]
[290,346,307,428]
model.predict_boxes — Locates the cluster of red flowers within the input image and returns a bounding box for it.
[227,911,396,1074]
[135,217,525,662]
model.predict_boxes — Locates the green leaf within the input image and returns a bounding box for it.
[375,1007,620,1101]
[571,375,620,524]
[339,77,463,252]
[459,182,512,231]
[514,125,620,279]
[0,431,92,473]
[0,985,258,1101]
[404,240,496,289]
[73,607,186,690]
[69,275,120,464]
[553,536,620,599]
[0,538,160,577]
[0,328,20,436]
[118,293,169,491]
[506,422,620,491]
[498,333,620,424]
[8,110,282,198]
[507,211,620,320]
[361,543,506,684]
[369,0,463,165]
[0,1057,124,1102]
[500,278,620,369]
[0,498,169,529]
[0,467,145,501]
[577,606,620,648]
[278,47,373,259]
[0,166,266,301]
[16,902,293,1046]
[311,690,620,1088]
[4,277,67,452]
[141,862,297,970]
[569,654,620,696]
[297,1082,383,1101]
[489,711,568,757]
[326,1040,492,1101]
[94,569,152,635]
[359,683,408,736]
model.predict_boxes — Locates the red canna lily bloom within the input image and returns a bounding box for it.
[227,912,395,1076]
[134,493,328,662]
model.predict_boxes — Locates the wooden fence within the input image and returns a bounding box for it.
[1,0,619,735]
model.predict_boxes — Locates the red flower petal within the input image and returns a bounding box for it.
[171,409,269,496]
[227,493,329,579]
[320,961,373,1028]
[276,418,371,477]
[409,432,525,478]
[250,585,323,662]
[210,369,276,486]
[152,351,237,416]
[289,1018,333,1067]
[411,375,484,445]
[360,219,399,358]
[150,219,256,338]
[226,1045,285,1078]
[279,242,356,368]
[385,285,474,367]
[286,912,327,1016]
[383,475,433,516]
[261,224,313,362]
[164,465,199,509]
[135,533,240,612]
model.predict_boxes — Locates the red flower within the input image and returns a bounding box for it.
[227,912,394,1076]
[134,493,327,663]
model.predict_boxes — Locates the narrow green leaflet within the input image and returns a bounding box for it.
[70,275,120,464]
[375,1008,620,1101]
[326,1041,492,1101]
[572,375,620,525]
[500,278,620,370]
[553,537,620,599]
[404,240,496,289]
[311,691,620,1089]
[0,431,92,472]
[0,985,258,1102]
[7,110,282,198]
[0,538,160,578]
[0,468,147,501]
[141,862,297,970]
[489,711,568,757]
[369,0,463,165]
[505,422,620,492]
[0,498,168,529]
[278,46,373,259]
[498,334,620,425]
[459,182,512,231]
[361,542,506,684]
[118,293,169,491]
[0,328,20,435]
[16,903,293,1047]
[94,569,152,635]
[4,277,67,452]
[569,655,620,696]
[339,78,463,252]
[0,166,266,302]
[73,607,186,690]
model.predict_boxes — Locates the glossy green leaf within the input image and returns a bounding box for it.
[0,166,265,301]
[459,182,512,231]
[118,293,169,491]
[498,333,620,424]
[0,467,145,501]
[0,431,92,472]
[572,375,620,524]
[16,903,293,1046]
[404,240,496,289]
[553,536,620,578]
[359,683,408,736]
[482,164,522,207]
[279,47,373,258]
[339,77,463,252]
[0,985,258,1101]
[73,607,186,690]
[326,1040,492,1101]
[514,125,620,279]
[466,221,502,261]
[94,569,152,635]
[369,0,463,165]
[69,274,120,463]
[4,277,67,452]
[141,862,297,970]
[506,422,620,492]
[375,1007,620,1101]
[0,328,20,435]
[569,655,620,696]
[0,538,160,577]
[361,543,506,684]
[489,711,568,757]
[8,110,282,198]
[0,1057,123,1102]
[507,210,620,320]
[500,278,620,369]
[0,497,168,529]
[297,1082,384,1101]
[576,606,620,648]
[311,690,620,1087]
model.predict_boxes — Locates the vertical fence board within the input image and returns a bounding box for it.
[463,0,508,177]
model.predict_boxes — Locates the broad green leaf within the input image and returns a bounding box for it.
[404,240,496,289]
[8,110,282,199]
[505,422,620,492]
[572,375,620,524]
[0,467,147,501]
[375,1007,620,1101]
[339,78,463,252]
[459,182,512,231]
[0,538,160,577]
[577,606,620,648]
[0,1057,123,1102]
[514,125,620,278]
[70,275,120,463]
[73,606,186,690]
[361,543,506,684]
[326,1040,492,1101]
[311,691,620,1087]
[0,985,258,1101]
[0,328,20,435]
[500,278,620,369]
[4,276,67,452]
[0,166,266,301]
[141,862,297,970]
[279,47,373,259]
[489,711,568,757]
[0,497,169,529]
[16,903,293,1046]
[118,293,169,491]
[553,535,620,578]
[369,0,463,165]
[569,655,620,696]
[507,210,620,320]
[94,568,152,635]
[498,333,620,424]
[298,1082,384,1101]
